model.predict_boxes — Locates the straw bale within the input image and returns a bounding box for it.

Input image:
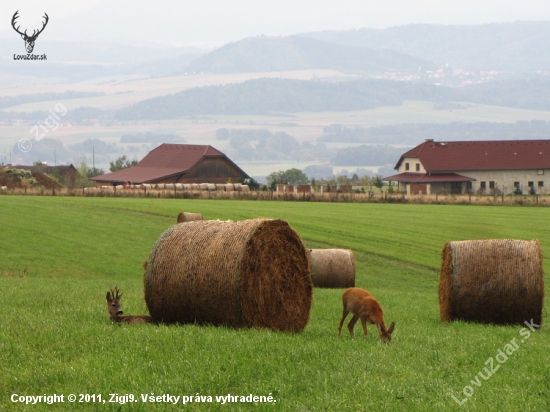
[207,183,216,191]
[182,184,192,190]
[165,183,175,190]
[175,183,184,190]
[225,184,235,191]
[142,184,152,190]
[176,212,203,223]
[191,183,200,190]
[240,185,250,192]
[233,183,242,191]
[155,183,165,189]
[439,239,544,325]
[309,249,355,288]
[144,219,312,331]
[215,183,226,190]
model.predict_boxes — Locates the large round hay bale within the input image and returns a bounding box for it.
[309,249,355,288]
[144,219,312,331]
[176,212,203,223]
[439,239,544,325]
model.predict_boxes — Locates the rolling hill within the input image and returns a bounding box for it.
[183,35,436,74]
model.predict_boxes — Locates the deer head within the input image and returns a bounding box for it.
[106,286,124,318]
[12,11,49,54]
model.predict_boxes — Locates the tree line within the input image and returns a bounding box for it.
[3,78,550,122]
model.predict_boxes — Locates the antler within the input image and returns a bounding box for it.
[11,11,26,37]
[31,13,49,39]
[110,286,122,300]
[11,11,49,40]
[28,13,49,40]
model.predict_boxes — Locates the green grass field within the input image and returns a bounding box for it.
[1,196,549,411]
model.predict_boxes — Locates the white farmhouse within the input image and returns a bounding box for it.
[384,139,550,195]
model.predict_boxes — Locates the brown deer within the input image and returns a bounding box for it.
[106,286,155,324]
[338,287,395,342]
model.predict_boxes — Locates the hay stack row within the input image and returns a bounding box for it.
[142,212,544,332]
[91,183,249,192]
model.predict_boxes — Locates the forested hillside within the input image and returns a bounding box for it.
[301,22,550,72]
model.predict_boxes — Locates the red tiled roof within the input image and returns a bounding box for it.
[91,144,248,183]
[397,140,550,172]
[383,172,476,183]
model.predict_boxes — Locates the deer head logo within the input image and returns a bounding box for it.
[11,11,49,54]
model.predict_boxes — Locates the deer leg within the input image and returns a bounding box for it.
[360,317,368,337]
[338,308,349,337]
[347,314,359,337]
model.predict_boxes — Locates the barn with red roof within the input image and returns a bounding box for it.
[383,139,550,195]
[91,144,249,186]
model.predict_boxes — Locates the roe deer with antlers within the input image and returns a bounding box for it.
[106,286,155,324]
[338,287,395,342]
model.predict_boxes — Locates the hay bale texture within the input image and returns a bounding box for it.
[176,212,204,223]
[439,239,544,325]
[309,249,355,288]
[144,219,313,331]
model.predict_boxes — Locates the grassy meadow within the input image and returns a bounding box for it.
[0,196,549,411]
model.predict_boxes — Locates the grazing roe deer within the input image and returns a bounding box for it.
[338,287,395,341]
[106,286,155,324]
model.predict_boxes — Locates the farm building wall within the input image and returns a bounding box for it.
[178,158,247,184]
[464,169,549,194]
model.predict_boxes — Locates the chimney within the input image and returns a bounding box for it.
[425,139,434,142]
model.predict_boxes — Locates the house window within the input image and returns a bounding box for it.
[528,181,534,188]
[514,182,520,188]
[489,181,495,189]
[538,181,544,187]
[537,170,544,175]
[405,163,410,171]
[415,163,420,172]
[480,181,486,190]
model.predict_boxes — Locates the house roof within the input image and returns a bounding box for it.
[383,172,476,183]
[12,165,77,175]
[91,144,249,183]
[396,140,550,172]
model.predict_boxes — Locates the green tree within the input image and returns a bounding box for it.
[371,174,385,192]
[266,168,309,190]
[76,159,104,187]
[109,155,138,172]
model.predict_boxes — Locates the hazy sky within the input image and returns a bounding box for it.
[2,0,550,47]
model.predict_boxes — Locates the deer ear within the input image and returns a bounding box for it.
[106,292,112,301]
[388,322,395,334]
